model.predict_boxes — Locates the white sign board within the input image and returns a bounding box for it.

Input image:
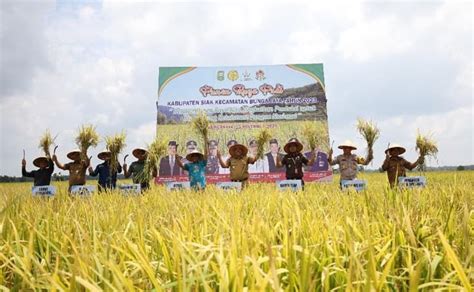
[166,181,191,191]
[119,184,141,195]
[341,180,367,191]
[70,185,95,196]
[216,182,242,191]
[277,180,302,191]
[398,176,426,188]
[32,185,56,197]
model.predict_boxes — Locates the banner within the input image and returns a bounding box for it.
[156,64,332,184]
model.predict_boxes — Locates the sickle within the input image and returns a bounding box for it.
[53,145,59,154]
[124,154,129,164]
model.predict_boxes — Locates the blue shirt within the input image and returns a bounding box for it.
[183,159,207,189]
[90,161,122,189]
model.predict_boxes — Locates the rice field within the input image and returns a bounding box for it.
[0,171,472,290]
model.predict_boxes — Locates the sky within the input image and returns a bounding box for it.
[0,0,472,176]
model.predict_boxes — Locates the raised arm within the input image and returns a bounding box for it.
[88,165,99,177]
[307,151,316,166]
[176,157,185,170]
[123,163,131,178]
[217,150,229,168]
[203,139,209,161]
[52,155,67,170]
[247,155,257,165]
[47,157,55,174]
[327,149,338,166]
[276,155,283,168]
[381,153,390,171]
[357,148,374,166]
[403,156,422,171]
[21,159,34,178]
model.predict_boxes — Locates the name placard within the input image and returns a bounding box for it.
[119,184,141,195]
[166,181,191,191]
[277,180,302,191]
[398,176,426,188]
[70,185,95,196]
[32,185,56,197]
[341,180,367,191]
[216,182,242,191]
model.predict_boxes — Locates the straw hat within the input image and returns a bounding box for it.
[284,138,303,153]
[229,144,248,157]
[67,149,81,160]
[132,147,148,158]
[338,140,357,150]
[33,156,48,167]
[185,149,204,161]
[385,144,406,155]
[97,150,111,160]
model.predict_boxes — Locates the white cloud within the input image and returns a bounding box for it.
[0,1,472,176]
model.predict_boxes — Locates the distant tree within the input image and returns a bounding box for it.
[457,165,465,171]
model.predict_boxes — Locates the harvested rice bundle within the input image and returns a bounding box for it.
[191,111,210,147]
[105,132,127,173]
[75,124,99,160]
[356,118,380,149]
[38,129,56,157]
[255,128,272,159]
[142,138,167,181]
[416,131,438,170]
[301,121,329,152]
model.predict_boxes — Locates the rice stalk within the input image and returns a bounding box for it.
[356,118,380,149]
[416,131,438,170]
[301,121,329,152]
[105,132,127,174]
[255,128,272,159]
[191,111,210,148]
[38,129,57,157]
[75,124,99,159]
[141,138,167,182]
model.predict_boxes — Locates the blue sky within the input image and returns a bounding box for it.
[0,0,472,176]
